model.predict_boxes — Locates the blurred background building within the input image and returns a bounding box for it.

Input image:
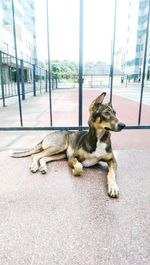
[0,0,150,87]
[123,0,150,82]
[0,0,38,85]
[0,0,37,63]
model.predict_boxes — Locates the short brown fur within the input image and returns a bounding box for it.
[10,92,125,198]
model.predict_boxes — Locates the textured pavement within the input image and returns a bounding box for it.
[0,86,150,128]
[0,88,150,264]
[0,150,150,265]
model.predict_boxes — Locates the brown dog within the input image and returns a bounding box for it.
[11,92,125,198]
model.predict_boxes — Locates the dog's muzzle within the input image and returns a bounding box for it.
[105,122,126,132]
[116,122,126,131]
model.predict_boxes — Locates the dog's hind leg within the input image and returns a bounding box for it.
[30,150,53,173]
[39,153,66,174]
[30,149,50,173]
[30,144,68,173]
[68,156,83,176]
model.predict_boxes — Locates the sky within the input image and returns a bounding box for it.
[35,0,128,64]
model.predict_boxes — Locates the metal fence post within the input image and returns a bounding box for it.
[52,74,55,89]
[79,0,84,129]
[21,59,25,100]
[109,0,117,103]
[12,0,23,126]
[40,68,42,93]
[45,70,48,92]
[33,64,36,96]
[55,74,58,89]
[46,0,52,126]
[0,51,6,107]
[138,0,150,125]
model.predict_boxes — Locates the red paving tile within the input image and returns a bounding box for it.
[0,88,149,128]
[0,88,150,150]
[50,88,150,126]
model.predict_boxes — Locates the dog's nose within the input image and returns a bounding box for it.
[118,122,126,130]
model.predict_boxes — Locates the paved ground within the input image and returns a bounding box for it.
[0,87,150,264]
[108,85,150,105]
[0,86,150,151]
[0,150,150,265]
[0,86,150,128]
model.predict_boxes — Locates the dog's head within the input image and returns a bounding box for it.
[88,92,126,132]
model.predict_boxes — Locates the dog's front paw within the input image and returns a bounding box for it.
[30,163,39,173]
[72,167,83,176]
[39,165,47,174]
[108,183,119,198]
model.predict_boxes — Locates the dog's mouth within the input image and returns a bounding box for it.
[105,122,126,132]
[105,127,118,132]
[105,127,113,131]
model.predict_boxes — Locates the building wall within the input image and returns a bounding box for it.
[125,0,150,81]
[0,0,37,63]
[125,0,139,79]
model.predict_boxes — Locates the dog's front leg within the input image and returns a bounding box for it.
[107,156,119,198]
[68,156,83,176]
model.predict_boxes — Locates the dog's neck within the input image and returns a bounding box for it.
[95,128,106,139]
[85,124,108,153]
[87,125,106,142]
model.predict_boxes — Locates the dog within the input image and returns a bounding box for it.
[11,92,125,198]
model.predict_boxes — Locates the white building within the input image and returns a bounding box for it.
[0,0,37,63]
[125,0,150,81]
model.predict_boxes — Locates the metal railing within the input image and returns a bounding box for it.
[0,0,150,130]
[1,53,123,101]
[0,51,48,106]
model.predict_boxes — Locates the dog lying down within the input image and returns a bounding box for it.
[11,92,125,198]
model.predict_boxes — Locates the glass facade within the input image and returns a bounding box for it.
[125,0,150,81]
[0,0,36,62]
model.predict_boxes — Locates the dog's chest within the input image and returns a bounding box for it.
[82,142,107,167]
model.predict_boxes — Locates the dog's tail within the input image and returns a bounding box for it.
[9,142,42,158]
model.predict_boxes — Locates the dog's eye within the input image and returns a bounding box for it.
[102,112,111,119]
[104,112,110,116]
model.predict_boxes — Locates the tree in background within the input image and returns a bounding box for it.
[50,60,78,81]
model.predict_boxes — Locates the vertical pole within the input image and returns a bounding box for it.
[8,54,11,97]
[109,0,117,103]
[79,0,84,128]
[45,70,48,92]
[138,1,150,125]
[10,56,13,95]
[40,68,42,93]
[21,59,25,100]
[52,74,54,89]
[0,51,6,107]
[12,0,23,126]
[56,74,58,89]
[46,0,52,126]
[33,64,36,96]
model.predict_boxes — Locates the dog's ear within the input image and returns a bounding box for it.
[95,92,106,105]
[89,92,106,113]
